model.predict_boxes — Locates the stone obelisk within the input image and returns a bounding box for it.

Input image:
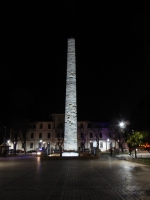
[63,38,78,156]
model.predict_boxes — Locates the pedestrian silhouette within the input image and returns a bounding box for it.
[110,148,113,156]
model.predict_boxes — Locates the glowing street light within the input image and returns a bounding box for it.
[119,122,124,128]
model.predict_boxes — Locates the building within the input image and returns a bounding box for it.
[8,114,119,153]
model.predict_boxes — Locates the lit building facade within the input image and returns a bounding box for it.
[8,114,120,153]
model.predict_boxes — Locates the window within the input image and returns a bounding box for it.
[39,133,42,138]
[40,124,43,129]
[48,124,51,129]
[90,132,93,138]
[39,143,42,148]
[47,133,50,138]
[100,142,103,148]
[31,133,34,138]
[30,143,33,148]
[99,132,102,138]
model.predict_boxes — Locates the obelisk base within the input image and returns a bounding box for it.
[62,152,79,157]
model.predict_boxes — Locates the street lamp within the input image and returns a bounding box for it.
[119,122,124,128]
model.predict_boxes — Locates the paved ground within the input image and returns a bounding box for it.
[116,151,150,159]
[0,155,150,200]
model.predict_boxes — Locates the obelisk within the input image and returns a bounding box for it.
[63,38,78,156]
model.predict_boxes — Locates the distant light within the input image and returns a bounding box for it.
[40,140,42,143]
[119,122,124,128]
[107,139,109,142]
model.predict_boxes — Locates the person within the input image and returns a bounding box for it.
[110,148,113,156]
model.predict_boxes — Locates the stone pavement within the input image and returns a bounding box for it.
[0,155,150,200]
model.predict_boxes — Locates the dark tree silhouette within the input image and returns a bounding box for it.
[10,118,29,153]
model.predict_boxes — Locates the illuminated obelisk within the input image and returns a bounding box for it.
[63,38,78,156]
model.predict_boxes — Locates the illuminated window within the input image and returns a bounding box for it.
[40,124,43,129]
[39,133,42,138]
[47,133,50,138]
[30,143,33,148]
[90,133,93,138]
[31,133,34,138]
[48,124,51,129]
[100,142,103,148]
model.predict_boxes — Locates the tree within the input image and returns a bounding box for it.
[89,122,102,156]
[127,131,149,158]
[18,119,30,154]
[10,119,20,154]
[79,123,88,152]
[10,119,29,154]
[94,129,101,150]
[108,121,129,153]
[55,122,64,157]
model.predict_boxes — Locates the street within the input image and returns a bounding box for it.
[0,155,150,199]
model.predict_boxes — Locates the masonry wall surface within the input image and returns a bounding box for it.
[63,38,78,151]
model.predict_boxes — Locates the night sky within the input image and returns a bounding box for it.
[0,1,150,126]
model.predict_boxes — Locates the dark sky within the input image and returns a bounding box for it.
[0,1,150,125]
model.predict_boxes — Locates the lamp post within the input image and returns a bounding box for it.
[118,121,127,152]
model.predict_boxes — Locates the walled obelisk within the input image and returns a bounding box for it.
[63,38,78,156]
